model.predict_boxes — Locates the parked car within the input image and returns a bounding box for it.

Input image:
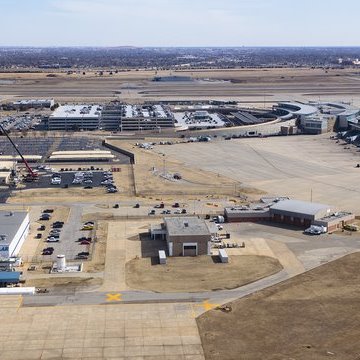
[49,229,61,234]
[81,225,93,231]
[78,237,91,242]
[75,255,88,260]
[36,233,42,239]
[38,225,46,231]
[78,251,90,256]
[107,188,118,193]
[134,203,140,208]
[181,209,187,214]
[43,209,54,213]
[149,209,156,215]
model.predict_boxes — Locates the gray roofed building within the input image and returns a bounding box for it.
[270,200,332,217]
[164,217,211,256]
[164,217,211,237]
[0,211,30,259]
[270,199,333,227]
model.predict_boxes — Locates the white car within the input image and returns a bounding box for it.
[51,178,61,185]
[47,237,59,242]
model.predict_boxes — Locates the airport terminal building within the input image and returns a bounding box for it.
[101,104,174,131]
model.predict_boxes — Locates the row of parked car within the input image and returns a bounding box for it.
[75,221,95,260]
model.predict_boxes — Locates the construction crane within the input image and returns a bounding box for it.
[0,124,38,180]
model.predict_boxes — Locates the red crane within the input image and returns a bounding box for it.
[0,124,37,179]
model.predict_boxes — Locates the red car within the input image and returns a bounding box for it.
[80,241,91,245]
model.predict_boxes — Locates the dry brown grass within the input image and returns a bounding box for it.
[197,252,360,360]
[125,255,282,293]
[108,139,262,197]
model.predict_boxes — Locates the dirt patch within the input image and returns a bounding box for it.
[26,276,102,292]
[125,255,282,292]
[197,252,360,360]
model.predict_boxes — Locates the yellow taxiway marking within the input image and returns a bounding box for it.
[106,293,122,302]
[195,300,220,312]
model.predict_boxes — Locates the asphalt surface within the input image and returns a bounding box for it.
[23,269,290,307]
[20,202,360,308]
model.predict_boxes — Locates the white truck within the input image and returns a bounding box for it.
[304,225,327,235]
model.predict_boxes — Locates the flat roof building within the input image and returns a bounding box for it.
[0,211,29,259]
[49,105,102,131]
[164,217,211,256]
[100,104,174,131]
[174,111,225,130]
[48,150,115,162]
[11,99,55,110]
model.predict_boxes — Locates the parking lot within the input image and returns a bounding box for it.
[49,169,118,193]
[34,207,95,262]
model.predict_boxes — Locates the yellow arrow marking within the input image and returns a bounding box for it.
[106,293,122,302]
[195,300,220,312]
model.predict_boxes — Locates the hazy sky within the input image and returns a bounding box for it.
[1,0,359,47]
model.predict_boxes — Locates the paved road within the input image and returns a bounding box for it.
[23,269,291,308]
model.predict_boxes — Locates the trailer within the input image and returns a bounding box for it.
[159,250,167,265]
[0,287,35,295]
[219,249,229,263]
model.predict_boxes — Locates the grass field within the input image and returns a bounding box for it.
[197,252,360,360]
[1,68,360,104]
[126,255,282,293]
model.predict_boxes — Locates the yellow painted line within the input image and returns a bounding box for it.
[190,304,197,318]
[106,293,122,302]
[65,208,71,223]
[17,295,23,312]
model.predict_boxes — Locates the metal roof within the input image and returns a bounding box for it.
[277,102,318,116]
[0,271,20,282]
[270,200,331,216]
[0,211,28,246]
[165,217,210,237]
